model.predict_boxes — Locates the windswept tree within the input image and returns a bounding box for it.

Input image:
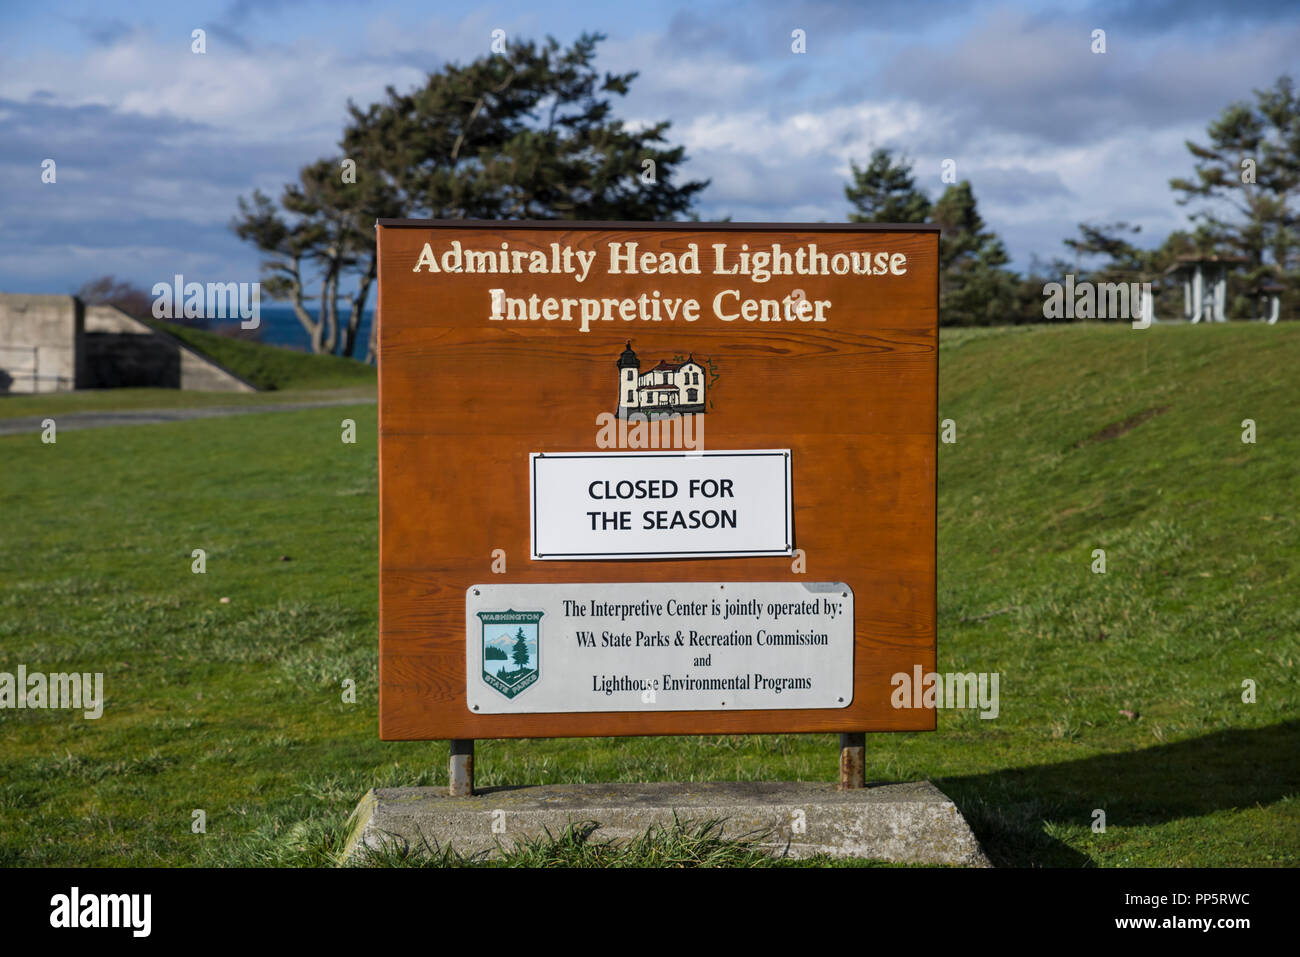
[233,33,707,362]
[233,158,394,356]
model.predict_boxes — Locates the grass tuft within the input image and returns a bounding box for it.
[347,816,780,868]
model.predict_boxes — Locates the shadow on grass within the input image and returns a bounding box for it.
[938,720,1300,867]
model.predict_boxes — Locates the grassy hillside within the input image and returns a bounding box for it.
[934,322,1298,865]
[157,323,376,391]
[0,322,1295,867]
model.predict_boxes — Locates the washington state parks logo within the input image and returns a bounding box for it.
[478,609,542,699]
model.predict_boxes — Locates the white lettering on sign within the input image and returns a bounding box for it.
[530,450,792,560]
[466,582,854,714]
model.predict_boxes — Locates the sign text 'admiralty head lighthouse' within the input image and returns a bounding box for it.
[375,221,939,746]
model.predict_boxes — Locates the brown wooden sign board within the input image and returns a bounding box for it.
[376,220,938,740]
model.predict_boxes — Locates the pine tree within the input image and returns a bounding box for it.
[845,149,932,223]
[844,154,1022,324]
[1170,74,1300,277]
[1169,74,1300,317]
[512,628,530,669]
[929,182,1017,325]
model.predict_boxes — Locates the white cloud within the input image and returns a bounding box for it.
[1,1,1294,292]
[0,32,425,148]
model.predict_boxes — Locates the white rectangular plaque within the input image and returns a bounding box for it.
[466,581,853,713]
[530,450,792,560]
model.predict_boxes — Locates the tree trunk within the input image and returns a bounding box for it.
[287,262,326,354]
[341,253,376,359]
[321,268,339,355]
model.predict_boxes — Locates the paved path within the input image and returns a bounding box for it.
[0,397,376,436]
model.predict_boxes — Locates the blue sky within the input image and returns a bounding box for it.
[2,0,1298,295]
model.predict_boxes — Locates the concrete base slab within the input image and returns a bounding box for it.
[341,781,989,866]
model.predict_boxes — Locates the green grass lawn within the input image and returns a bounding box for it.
[1,322,1297,867]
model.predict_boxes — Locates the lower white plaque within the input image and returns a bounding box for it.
[466,582,854,713]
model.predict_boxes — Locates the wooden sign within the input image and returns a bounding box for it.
[376,221,938,739]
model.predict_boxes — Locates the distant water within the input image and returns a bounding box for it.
[248,304,375,355]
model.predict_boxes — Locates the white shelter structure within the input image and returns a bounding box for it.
[1251,280,1284,325]
[1165,254,1250,323]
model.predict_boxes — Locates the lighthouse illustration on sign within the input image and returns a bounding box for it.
[616,341,707,419]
